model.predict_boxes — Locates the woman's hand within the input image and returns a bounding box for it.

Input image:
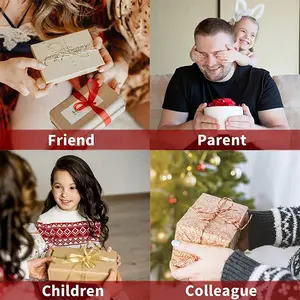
[89,27,129,93]
[27,257,52,280]
[93,58,129,93]
[89,27,114,74]
[0,58,52,97]
[170,240,233,281]
[103,270,124,298]
[93,36,114,73]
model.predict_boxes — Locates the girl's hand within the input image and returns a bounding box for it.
[216,45,240,63]
[45,246,56,257]
[170,240,233,281]
[0,58,52,97]
[107,247,122,267]
[103,270,124,298]
[93,58,129,94]
[190,45,203,63]
[27,257,52,280]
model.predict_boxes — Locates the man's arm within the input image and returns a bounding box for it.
[159,67,192,130]
[158,109,193,129]
[256,72,290,129]
[226,105,290,130]
[258,108,290,129]
[226,70,290,130]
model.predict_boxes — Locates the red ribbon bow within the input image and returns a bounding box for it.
[73,79,111,126]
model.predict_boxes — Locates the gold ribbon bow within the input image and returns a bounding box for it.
[52,244,117,281]
[62,245,116,268]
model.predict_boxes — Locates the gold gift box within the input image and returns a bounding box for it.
[31,30,104,84]
[48,246,118,282]
[50,83,126,130]
[171,193,248,268]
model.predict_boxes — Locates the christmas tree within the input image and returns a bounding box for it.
[150,150,255,280]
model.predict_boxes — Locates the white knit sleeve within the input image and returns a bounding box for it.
[26,223,48,260]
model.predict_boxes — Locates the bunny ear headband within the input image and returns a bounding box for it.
[229,0,265,26]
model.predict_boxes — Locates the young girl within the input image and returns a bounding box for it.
[0,152,124,299]
[190,15,259,67]
[0,0,132,129]
[27,155,118,259]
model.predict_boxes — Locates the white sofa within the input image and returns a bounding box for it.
[150,74,300,129]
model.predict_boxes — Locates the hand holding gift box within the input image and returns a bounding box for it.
[48,245,118,281]
[204,99,243,129]
[31,30,108,85]
[50,79,126,130]
[171,193,248,268]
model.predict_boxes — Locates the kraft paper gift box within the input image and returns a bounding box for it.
[48,246,118,281]
[50,81,126,130]
[171,193,248,268]
[31,30,104,84]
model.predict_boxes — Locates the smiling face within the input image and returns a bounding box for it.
[195,32,235,82]
[234,17,259,51]
[52,170,81,211]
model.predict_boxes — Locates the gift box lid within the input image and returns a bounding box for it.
[49,246,118,278]
[31,30,104,84]
[49,83,126,131]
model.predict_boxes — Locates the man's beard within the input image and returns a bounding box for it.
[200,63,233,82]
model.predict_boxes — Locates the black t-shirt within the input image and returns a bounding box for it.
[162,64,283,125]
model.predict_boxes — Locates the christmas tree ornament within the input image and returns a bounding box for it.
[157,231,168,242]
[231,167,242,179]
[210,154,221,166]
[183,172,197,187]
[150,168,157,181]
[196,161,206,171]
[186,165,192,171]
[164,271,172,279]
[159,170,172,181]
[168,196,177,204]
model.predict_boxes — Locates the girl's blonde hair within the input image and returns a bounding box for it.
[32,0,96,40]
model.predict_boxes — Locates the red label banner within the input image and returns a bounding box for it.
[0,130,298,150]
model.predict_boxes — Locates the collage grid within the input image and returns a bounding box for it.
[1,0,300,299]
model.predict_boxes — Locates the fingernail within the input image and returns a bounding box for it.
[39,63,46,69]
[22,89,30,96]
[171,240,180,247]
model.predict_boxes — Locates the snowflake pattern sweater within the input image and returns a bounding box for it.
[222,207,300,298]
[26,205,101,259]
